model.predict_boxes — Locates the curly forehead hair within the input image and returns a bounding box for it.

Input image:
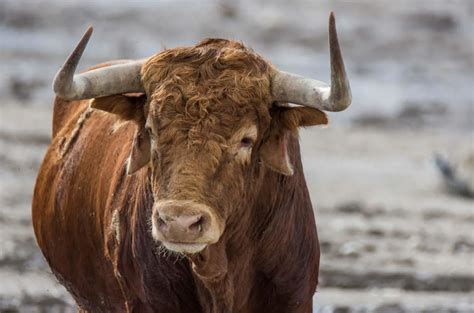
[140,38,275,120]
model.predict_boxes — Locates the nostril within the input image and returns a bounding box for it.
[188,216,204,233]
[157,217,168,232]
[174,214,204,234]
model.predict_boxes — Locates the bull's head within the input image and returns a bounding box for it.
[53,13,350,256]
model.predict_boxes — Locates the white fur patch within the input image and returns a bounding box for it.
[162,241,207,254]
[110,209,121,242]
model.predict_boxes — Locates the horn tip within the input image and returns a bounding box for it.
[329,12,336,28]
[84,26,94,41]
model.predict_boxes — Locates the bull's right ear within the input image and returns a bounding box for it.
[126,128,151,175]
[91,94,145,122]
[91,94,151,175]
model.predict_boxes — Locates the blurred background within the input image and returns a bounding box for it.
[0,0,473,312]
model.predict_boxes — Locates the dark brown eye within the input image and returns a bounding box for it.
[240,137,253,148]
[145,126,156,139]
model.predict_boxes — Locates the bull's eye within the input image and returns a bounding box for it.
[240,137,253,148]
[145,126,156,140]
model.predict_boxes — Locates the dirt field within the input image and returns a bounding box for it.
[0,0,473,312]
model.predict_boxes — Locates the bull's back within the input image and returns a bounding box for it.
[32,98,135,311]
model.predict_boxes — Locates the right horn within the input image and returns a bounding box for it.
[271,12,352,112]
[53,26,145,100]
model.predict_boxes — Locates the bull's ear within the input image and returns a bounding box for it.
[91,94,145,122]
[260,106,328,176]
[91,94,151,175]
[126,128,151,175]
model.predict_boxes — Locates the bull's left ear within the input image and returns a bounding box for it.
[260,106,328,176]
[91,94,151,175]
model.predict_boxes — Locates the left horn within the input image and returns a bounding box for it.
[271,12,351,112]
[53,26,145,100]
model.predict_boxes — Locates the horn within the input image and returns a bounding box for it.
[271,12,351,112]
[53,26,145,100]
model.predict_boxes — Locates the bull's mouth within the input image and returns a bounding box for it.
[161,241,207,254]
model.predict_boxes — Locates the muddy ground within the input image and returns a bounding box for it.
[0,0,473,312]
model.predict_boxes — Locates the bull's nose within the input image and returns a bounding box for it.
[151,200,223,252]
[157,214,204,236]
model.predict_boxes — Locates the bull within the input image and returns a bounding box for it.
[32,12,351,313]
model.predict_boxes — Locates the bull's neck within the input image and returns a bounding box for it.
[187,201,258,312]
[186,178,266,312]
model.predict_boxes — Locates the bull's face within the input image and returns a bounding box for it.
[146,96,263,254]
[147,105,262,254]
[54,14,351,256]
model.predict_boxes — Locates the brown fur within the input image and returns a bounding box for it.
[32,39,325,312]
